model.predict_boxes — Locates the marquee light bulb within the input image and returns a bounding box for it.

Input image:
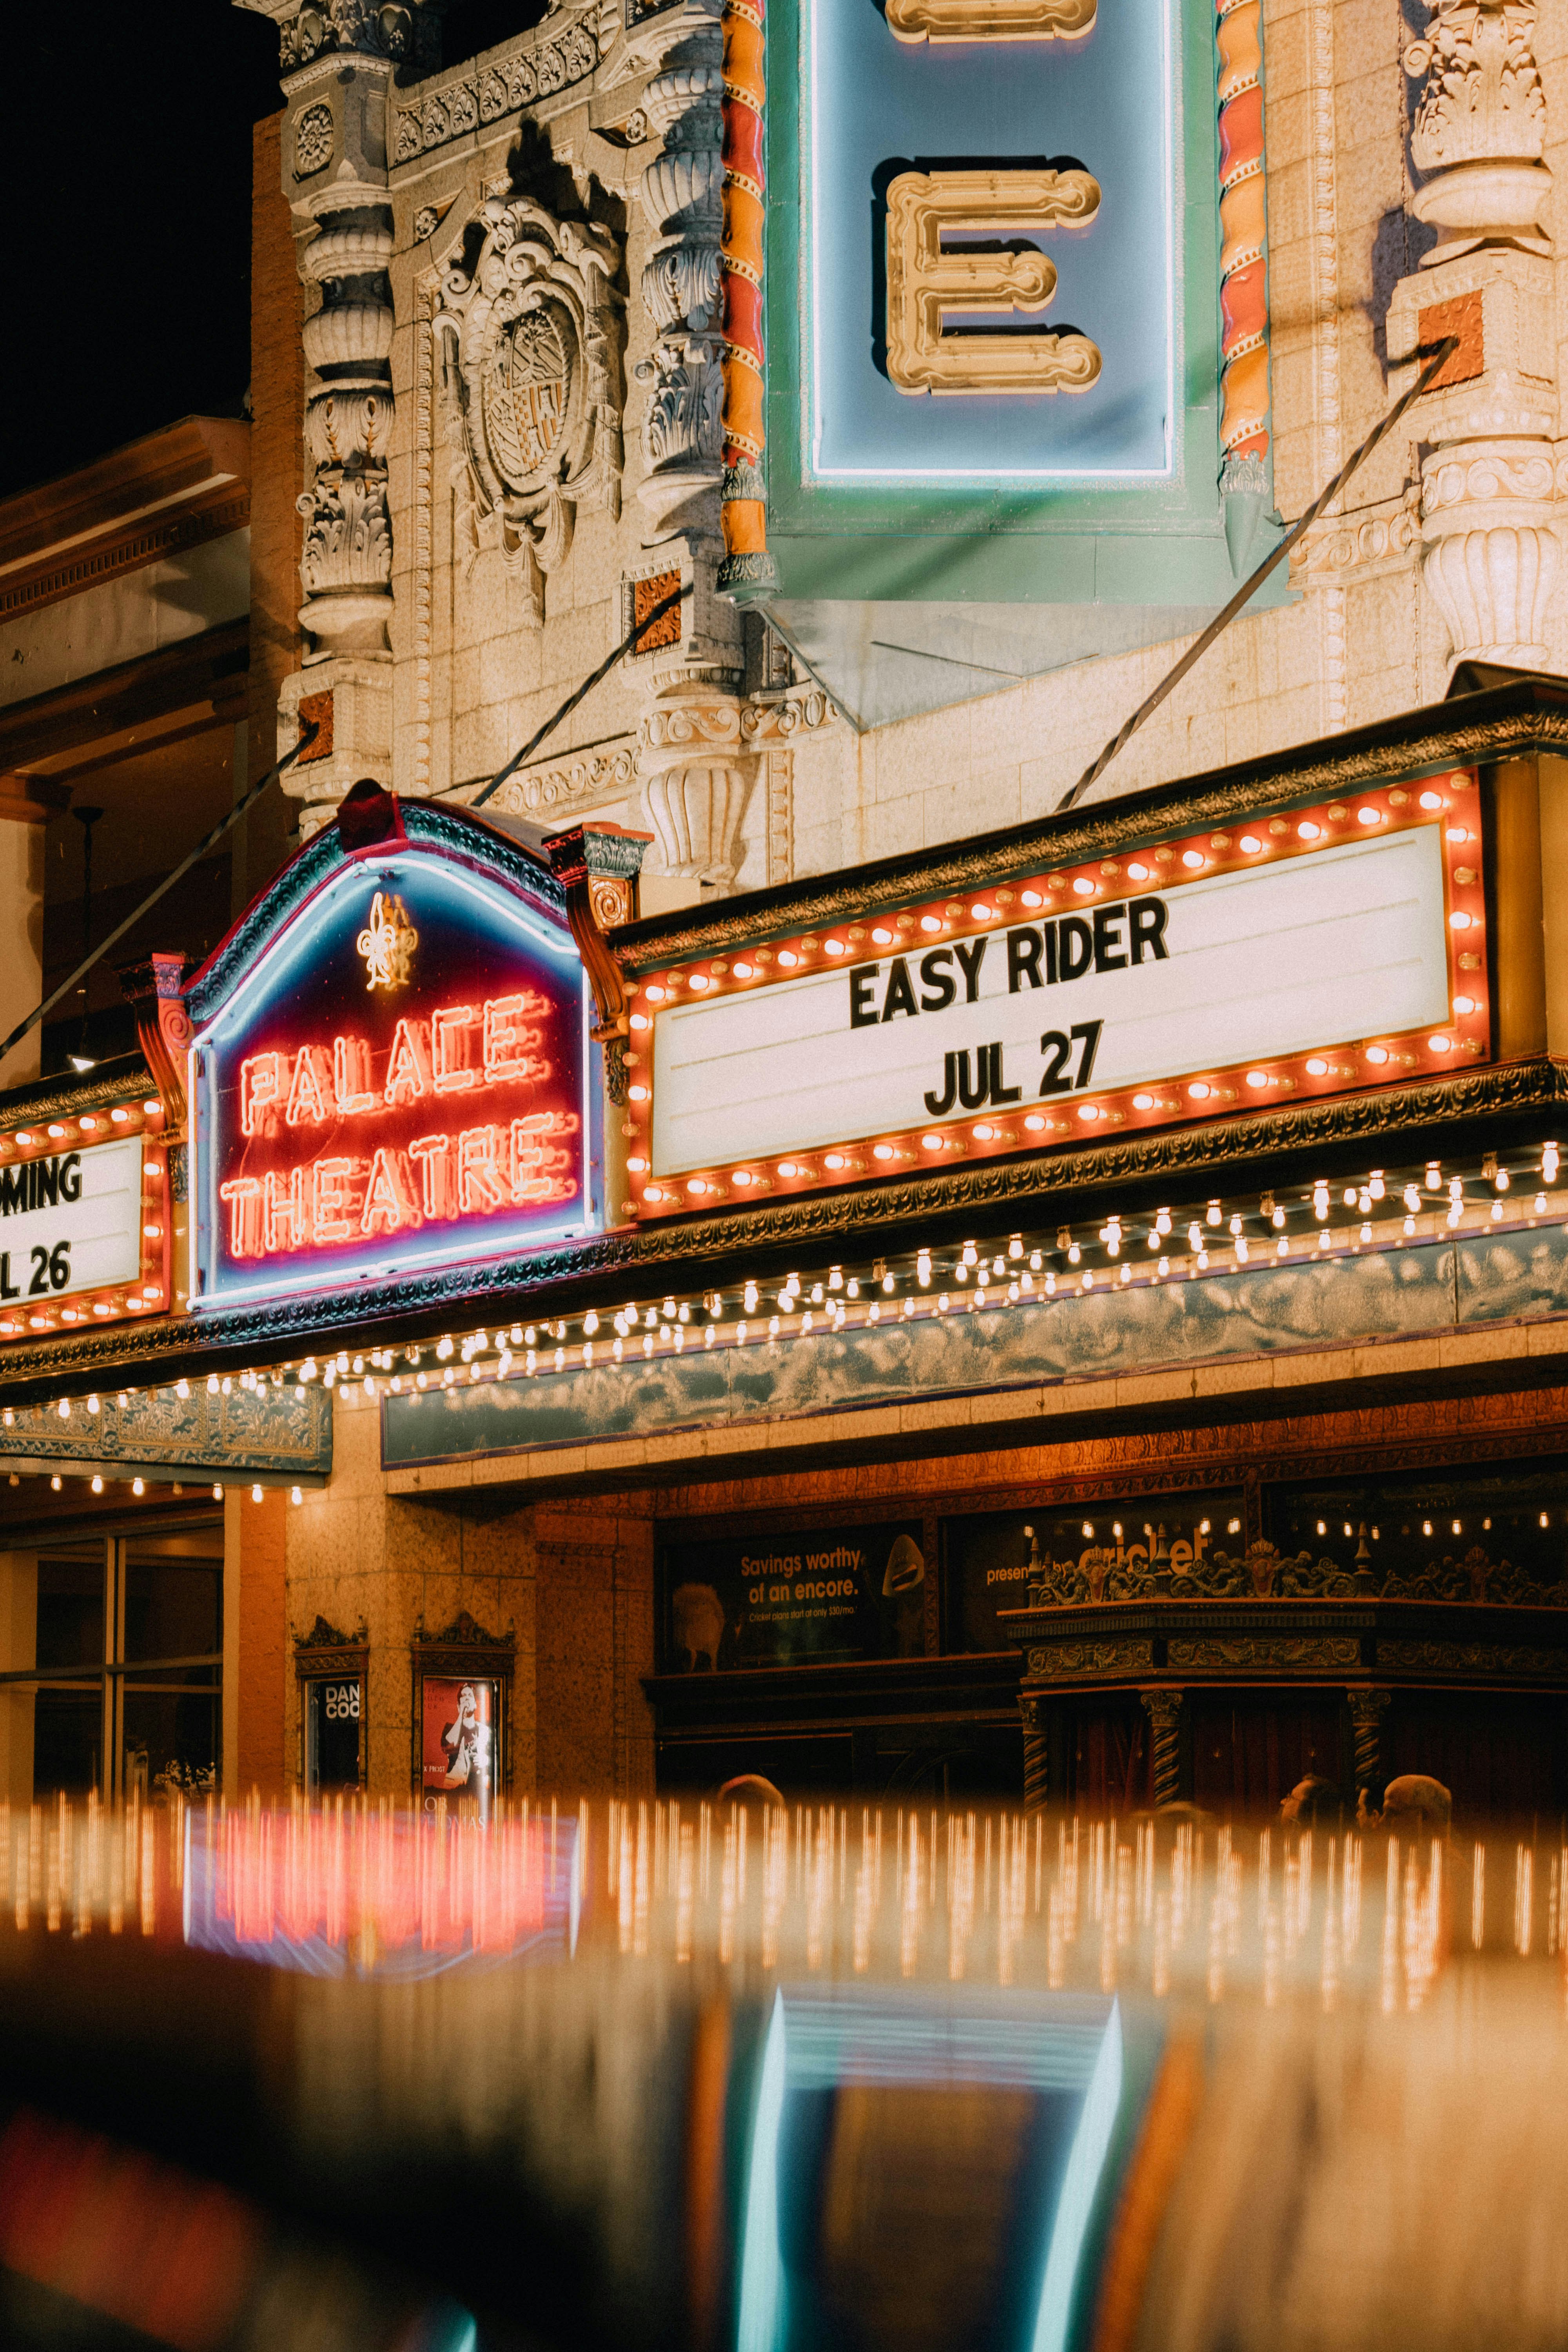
[1072,877,1095,897]
[778,950,799,968]
[919,915,942,933]
[970,904,994,921]
[1240,836,1262,854]
[1126,863,1150,882]
[1419,789,1444,810]
[1298,821,1321,840]
[1428,1034,1453,1052]
[1357,806,1381,825]
[1207,1201,1221,1225]
[1021,890,1044,908]
[1181,851,1204,870]
[824,939,847,956]
[1245,1069,1268,1087]
[872,929,893,946]
[1305,1057,1328,1076]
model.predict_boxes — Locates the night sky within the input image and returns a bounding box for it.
[0,2,537,504]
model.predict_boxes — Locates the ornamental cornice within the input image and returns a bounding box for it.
[612,697,1568,965]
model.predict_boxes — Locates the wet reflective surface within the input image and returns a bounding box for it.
[0,1796,1566,2352]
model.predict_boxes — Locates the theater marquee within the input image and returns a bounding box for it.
[186,803,597,1309]
[624,775,1487,1214]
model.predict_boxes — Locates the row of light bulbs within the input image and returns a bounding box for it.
[0,1141,1558,1466]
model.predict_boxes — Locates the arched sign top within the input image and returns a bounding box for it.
[187,797,597,1311]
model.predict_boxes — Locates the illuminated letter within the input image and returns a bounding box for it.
[886,0,1093,37]
[334,1034,378,1116]
[310,1156,362,1245]
[239,1053,286,1138]
[432,1004,479,1094]
[264,1167,307,1253]
[885,170,1102,396]
[361,1147,422,1235]
[408,1134,457,1220]
[482,995,544,1085]
[218,1176,263,1257]
[384,1018,432,1107]
[457,1125,510,1214]
[510,1111,579,1206]
[285,1044,332,1127]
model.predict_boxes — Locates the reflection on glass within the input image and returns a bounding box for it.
[738,1987,1124,2352]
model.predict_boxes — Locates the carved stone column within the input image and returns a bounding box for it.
[1347,1686,1392,1802]
[1141,1688,1185,1809]
[237,0,442,830]
[1388,0,1559,673]
[629,0,726,544]
[1020,1693,1050,1816]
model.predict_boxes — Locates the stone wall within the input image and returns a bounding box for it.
[281,1391,654,1798]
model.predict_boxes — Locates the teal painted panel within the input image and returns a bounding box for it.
[0,1384,332,1479]
[1457,1227,1568,1323]
[381,1243,1457,1470]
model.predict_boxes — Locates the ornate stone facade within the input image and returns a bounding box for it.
[434,196,626,626]
[1390,0,1560,673]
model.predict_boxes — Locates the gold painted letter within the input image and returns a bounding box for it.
[886,0,1094,40]
[885,169,1102,397]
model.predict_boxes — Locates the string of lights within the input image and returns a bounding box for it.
[0,1137,1561,1503]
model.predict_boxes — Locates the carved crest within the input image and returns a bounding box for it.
[436,196,626,624]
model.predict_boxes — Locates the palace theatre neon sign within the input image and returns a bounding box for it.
[186,806,595,1309]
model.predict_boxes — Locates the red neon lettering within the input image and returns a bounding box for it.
[219,1176,263,1257]
[408,1134,456,1220]
[483,994,545,1084]
[285,1044,332,1127]
[265,1167,307,1252]
[310,1157,363,1245]
[509,1112,579,1205]
[239,1054,286,1138]
[457,1125,509,1213]
[334,1034,378,1115]
[361,1146,423,1235]
[432,1004,479,1094]
[384,1019,432,1107]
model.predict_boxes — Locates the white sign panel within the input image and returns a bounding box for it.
[0,1138,143,1308]
[625,777,1489,1212]
[652,828,1449,1174]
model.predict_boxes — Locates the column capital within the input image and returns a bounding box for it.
[235,0,444,77]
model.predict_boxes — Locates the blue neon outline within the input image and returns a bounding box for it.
[805,0,1179,484]
[737,1989,789,2352]
[187,853,596,1312]
[1030,1998,1124,2352]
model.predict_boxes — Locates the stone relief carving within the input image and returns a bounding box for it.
[435,196,627,627]
[393,17,603,162]
[294,102,335,176]
[487,743,639,818]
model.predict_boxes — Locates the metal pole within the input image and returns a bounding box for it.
[1056,334,1460,814]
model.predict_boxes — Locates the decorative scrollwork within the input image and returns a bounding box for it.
[435,196,626,628]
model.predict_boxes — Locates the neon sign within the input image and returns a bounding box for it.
[187,807,595,1308]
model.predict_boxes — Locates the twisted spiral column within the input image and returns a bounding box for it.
[1142,1689,1185,1809]
[718,0,777,596]
[1021,1695,1050,1816]
[1348,1687,1391,1802]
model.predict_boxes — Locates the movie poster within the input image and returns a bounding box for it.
[420,1675,500,1819]
[661,1521,927,1672]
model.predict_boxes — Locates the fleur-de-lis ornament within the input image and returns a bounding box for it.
[356,890,419,990]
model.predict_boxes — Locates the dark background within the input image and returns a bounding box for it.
[0,2,539,502]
